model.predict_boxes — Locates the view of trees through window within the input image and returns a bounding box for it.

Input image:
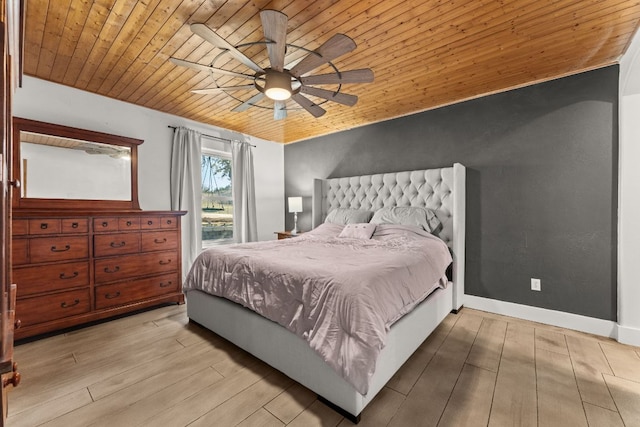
[202,153,233,245]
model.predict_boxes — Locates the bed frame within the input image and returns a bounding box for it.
[186,163,465,423]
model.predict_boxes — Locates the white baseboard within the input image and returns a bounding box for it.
[464,295,622,341]
[617,324,640,346]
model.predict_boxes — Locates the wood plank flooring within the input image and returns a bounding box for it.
[7,305,640,426]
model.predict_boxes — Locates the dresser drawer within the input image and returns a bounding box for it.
[30,236,89,263]
[94,250,178,284]
[95,273,180,309]
[12,239,28,265]
[13,219,28,236]
[62,218,89,233]
[17,288,91,327]
[160,216,178,229]
[14,262,90,298]
[29,219,61,235]
[118,217,141,231]
[94,218,119,233]
[141,231,178,252]
[140,216,162,230]
[94,233,141,257]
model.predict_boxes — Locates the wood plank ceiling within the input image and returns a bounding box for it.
[23,0,640,144]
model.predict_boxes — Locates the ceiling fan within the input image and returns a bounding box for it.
[170,10,374,120]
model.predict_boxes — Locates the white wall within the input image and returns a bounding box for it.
[13,76,284,243]
[618,29,640,346]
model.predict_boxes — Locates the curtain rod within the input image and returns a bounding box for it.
[168,125,255,147]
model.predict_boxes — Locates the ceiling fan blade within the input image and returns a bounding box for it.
[170,58,256,80]
[191,23,264,73]
[284,56,303,70]
[232,92,265,112]
[300,86,358,106]
[291,93,326,118]
[192,85,255,94]
[260,10,288,72]
[300,68,374,85]
[274,100,287,120]
[289,34,356,77]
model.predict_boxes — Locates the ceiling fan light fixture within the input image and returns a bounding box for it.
[174,13,374,120]
[264,70,292,100]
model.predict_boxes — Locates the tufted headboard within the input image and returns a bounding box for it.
[312,163,466,310]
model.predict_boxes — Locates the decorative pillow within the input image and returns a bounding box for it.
[370,206,441,233]
[338,223,377,239]
[324,208,373,225]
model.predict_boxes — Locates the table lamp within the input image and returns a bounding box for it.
[288,197,303,235]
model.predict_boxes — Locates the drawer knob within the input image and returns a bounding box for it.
[105,291,121,299]
[72,222,79,229]
[14,319,21,330]
[104,266,120,274]
[51,245,71,252]
[102,222,108,227]
[59,272,79,280]
[154,238,167,244]
[40,223,48,230]
[159,259,171,265]
[126,221,132,226]
[61,299,80,308]
[166,220,172,225]
[147,220,153,225]
[110,241,126,248]
[159,281,172,288]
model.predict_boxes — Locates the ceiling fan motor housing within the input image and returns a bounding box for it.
[263,69,294,100]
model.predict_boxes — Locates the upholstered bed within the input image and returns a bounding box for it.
[185,163,465,422]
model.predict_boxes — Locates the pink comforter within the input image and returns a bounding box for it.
[183,223,452,394]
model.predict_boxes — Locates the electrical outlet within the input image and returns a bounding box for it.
[531,278,541,291]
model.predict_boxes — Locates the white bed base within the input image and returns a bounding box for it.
[187,285,452,419]
[186,163,465,422]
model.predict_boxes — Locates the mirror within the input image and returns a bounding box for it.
[13,118,141,210]
[20,132,132,200]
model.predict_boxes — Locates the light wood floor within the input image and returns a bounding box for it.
[7,304,640,426]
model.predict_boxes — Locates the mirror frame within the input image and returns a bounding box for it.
[12,117,142,210]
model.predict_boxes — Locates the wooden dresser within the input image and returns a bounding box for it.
[11,210,185,340]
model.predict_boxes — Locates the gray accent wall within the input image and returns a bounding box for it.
[284,66,618,321]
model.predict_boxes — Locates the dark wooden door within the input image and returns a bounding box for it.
[0,1,22,424]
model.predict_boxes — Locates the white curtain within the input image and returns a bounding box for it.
[170,127,202,278]
[231,140,258,243]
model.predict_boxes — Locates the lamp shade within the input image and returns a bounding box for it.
[288,197,303,213]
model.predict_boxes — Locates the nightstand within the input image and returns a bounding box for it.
[275,231,303,240]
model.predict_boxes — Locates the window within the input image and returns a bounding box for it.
[201,150,233,247]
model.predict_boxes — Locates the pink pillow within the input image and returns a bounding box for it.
[338,223,376,239]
